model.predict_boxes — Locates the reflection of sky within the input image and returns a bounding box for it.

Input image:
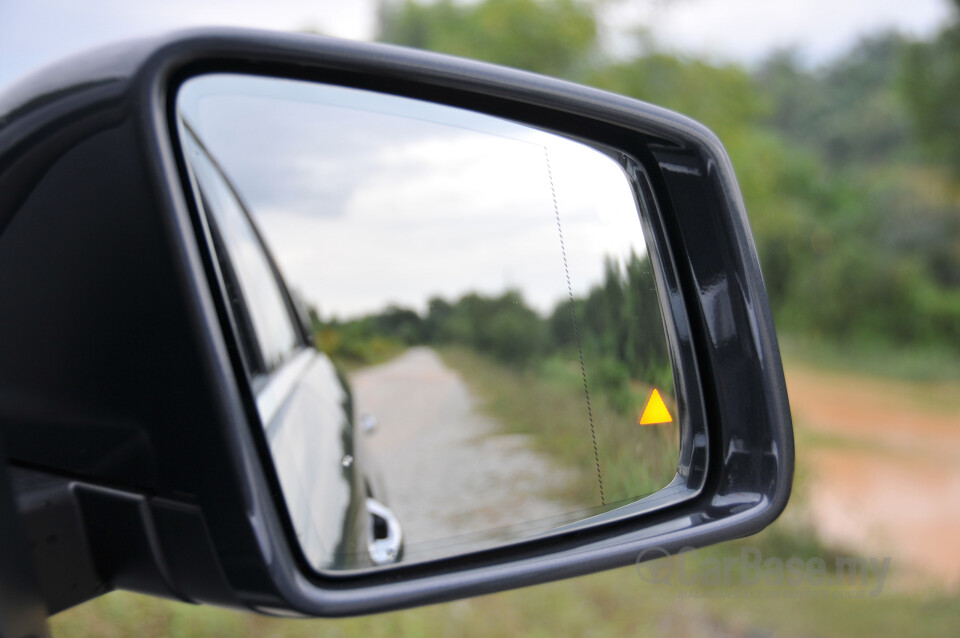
[179,75,648,318]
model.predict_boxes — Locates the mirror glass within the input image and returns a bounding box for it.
[177,74,680,572]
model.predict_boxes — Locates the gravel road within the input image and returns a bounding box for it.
[350,346,579,561]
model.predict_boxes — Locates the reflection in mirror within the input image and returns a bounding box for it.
[177,74,680,572]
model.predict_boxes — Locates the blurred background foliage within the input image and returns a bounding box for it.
[376,0,960,366]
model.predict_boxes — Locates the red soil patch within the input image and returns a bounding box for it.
[785,364,960,589]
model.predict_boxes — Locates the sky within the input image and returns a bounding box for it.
[0,0,954,88]
[612,0,952,65]
[180,75,647,317]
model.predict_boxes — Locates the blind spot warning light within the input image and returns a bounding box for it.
[638,389,672,425]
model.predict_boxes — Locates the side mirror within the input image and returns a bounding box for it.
[0,29,792,619]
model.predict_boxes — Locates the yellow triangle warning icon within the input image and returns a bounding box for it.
[638,389,673,425]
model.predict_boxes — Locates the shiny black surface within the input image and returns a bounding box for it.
[0,445,48,638]
[0,29,792,617]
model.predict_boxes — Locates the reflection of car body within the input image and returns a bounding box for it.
[182,125,402,570]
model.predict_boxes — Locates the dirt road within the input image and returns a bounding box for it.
[785,363,960,589]
[350,347,578,561]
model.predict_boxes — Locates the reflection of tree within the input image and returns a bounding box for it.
[428,291,547,367]
[312,252,672,403]
[551,251,672,410]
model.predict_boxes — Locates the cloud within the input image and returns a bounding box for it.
[181,75,649,318]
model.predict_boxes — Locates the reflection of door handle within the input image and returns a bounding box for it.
[360,411,378,435]
[366,498,402,565]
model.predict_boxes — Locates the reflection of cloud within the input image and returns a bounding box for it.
[180,75,650,318]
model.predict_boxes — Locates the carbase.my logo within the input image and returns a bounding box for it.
[635,546,890,597]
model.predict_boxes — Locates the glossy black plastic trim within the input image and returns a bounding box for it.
[0,444,49,638]
[0,29,793,617]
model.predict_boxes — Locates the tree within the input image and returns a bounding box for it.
[378,0,598,79]
[758,34,912,166]
[901,0,960,174]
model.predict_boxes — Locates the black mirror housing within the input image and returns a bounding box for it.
[0,29,793,618]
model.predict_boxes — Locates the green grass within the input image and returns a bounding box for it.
[437,346,679,508]
[50,516,960,638]
[792,422,895,455]
[779,333,960,383]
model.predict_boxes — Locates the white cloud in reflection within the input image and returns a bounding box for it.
[180,75,650,317]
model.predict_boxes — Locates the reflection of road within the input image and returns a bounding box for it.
[786,364,960,590]
[350,346,576,556]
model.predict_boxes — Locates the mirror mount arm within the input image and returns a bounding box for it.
[0,452,49,638]
[5,467,246,615]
